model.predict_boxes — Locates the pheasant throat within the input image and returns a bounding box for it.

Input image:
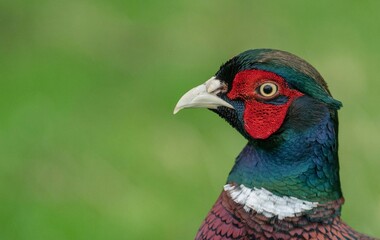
[224,184,319,220]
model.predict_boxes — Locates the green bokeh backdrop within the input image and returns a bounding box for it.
[1,1,379,239]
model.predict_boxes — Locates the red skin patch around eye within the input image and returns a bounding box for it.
[227,70,303,139]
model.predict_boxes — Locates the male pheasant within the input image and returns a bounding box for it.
[174,49,376,240]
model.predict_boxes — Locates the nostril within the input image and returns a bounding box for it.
[206,77,227,94]
[205,78,219,92]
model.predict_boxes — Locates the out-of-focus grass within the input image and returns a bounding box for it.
[0,0,379,239]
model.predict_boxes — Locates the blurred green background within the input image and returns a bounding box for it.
[1,0,379,239]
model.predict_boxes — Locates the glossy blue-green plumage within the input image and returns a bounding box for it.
[194,49,376,239]
[213,50,344,203]
[227,96,341,202]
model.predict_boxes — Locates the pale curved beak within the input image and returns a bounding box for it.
[173,77,234,114]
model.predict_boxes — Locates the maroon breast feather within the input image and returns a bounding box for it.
[195,190,376,240]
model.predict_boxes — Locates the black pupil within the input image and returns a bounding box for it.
[263,85,273,94]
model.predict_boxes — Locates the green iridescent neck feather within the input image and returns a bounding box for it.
[227,96,342,203]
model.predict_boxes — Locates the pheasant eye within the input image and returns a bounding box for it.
[258,82,278,98]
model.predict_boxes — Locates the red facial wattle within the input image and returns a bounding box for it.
[227,70,303,139]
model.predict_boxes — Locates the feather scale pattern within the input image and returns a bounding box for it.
[196,191,376,240]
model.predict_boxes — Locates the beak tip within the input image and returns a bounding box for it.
[173,105,182,115]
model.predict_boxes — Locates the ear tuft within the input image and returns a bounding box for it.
[326,97,343,110]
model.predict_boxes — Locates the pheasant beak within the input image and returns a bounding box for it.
[173,77,234,114]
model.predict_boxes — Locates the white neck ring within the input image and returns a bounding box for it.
[224,184,318,220]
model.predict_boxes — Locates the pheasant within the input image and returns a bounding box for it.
[174,49,376,240]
